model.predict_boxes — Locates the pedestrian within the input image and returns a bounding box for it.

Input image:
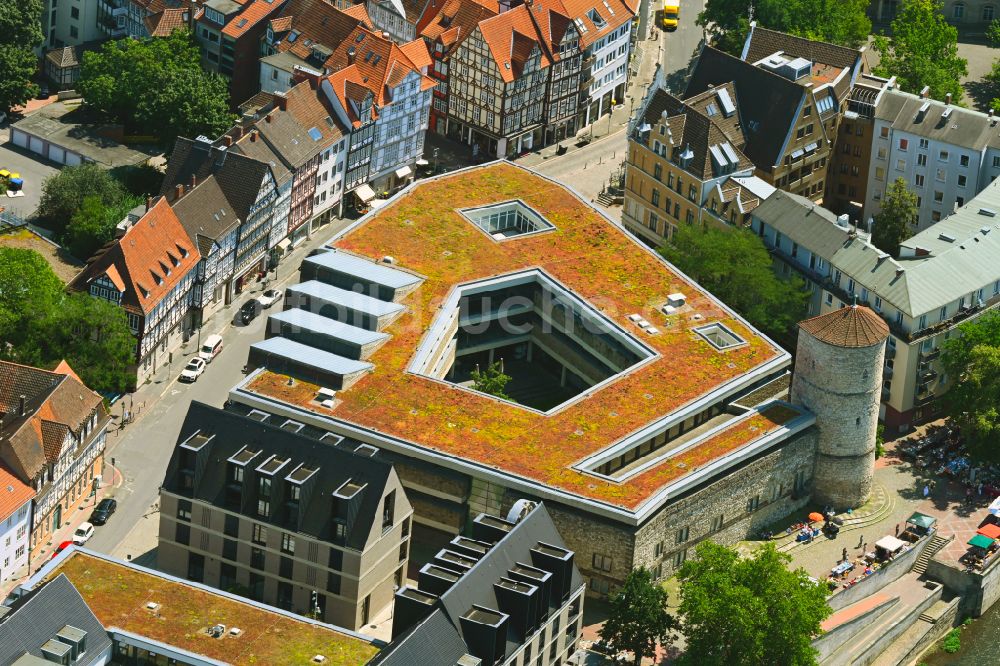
[842,547,848,562]
[923,484,930,498]
[858,534,864,549]
[895,523,900,536]
[863,542,868,553]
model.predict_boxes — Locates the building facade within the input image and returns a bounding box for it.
[753,182,1000,432]
[158,402,413,631]
[68,199,200,383]
[0,465,34,584]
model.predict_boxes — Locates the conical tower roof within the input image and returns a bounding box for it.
[798,305,890,348]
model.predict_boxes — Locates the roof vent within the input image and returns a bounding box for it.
[145,602,160,611]
[209,624,226,638]
[938,232,956,242]
[916,102,929,120]
[836,213,850,228]
[667,292,686,307]
[229,627,242,636]
[382,255,396,264]
[981,226,992,235]
[312,656,327,664]
[979,207,997,217]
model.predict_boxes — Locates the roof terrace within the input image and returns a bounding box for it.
[241,162,799,516]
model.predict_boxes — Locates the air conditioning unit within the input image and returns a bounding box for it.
[667,292,686,308]
[661,304,677,316]
[627,313,642,322]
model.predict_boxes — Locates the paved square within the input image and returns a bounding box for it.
[0,129,61,219]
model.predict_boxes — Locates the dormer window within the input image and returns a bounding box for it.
[587,8,606,28]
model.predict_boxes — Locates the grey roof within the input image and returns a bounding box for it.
[261,50,310,73]
[170,176,240,252]
[287,280,405,317]
[304,251,422,290]
[685,46,805,170]
[876,88,996,149]
[0,575,112,666]
[373,504,583,666]
[268,308,390,346]
[161,402,398,550]
[231,132,292,186]
[250,337,374,375]
[743,25,862,72]
[755,184,1000,316]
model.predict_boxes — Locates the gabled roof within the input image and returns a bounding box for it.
[268,0,363,61]
[417,0,498,47]
[373,0,430,24]
[143,7,190,36]
[875,87,996,149]
[557,0,634,47]
[161,402,405,551]
[799,306,889,348]
[341,1,373,23]
[0,575,111,666]
[743,24,863,72]
[44,46,80,69]
[686,46,805,170]
[399,38,433,70]
[0,361,107,483]
[68,198,199,315]
[478,5,551,83]
[0,463,34,522]
[222,0,283,38]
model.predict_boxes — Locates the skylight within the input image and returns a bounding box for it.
[587,8,606,28]
[459,200,555,241]
[694,323,746,351]
[308,127,322,141]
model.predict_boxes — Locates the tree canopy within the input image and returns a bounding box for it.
[873,0,968,103]
[941,311,1000,461]
[0,246,134,393]
[677,542,831,666]
[599,567,677,662]
[697,0,870,55]
[64,193,143,260]
[471,360,512,400]
[36,164,131,235]
[0,0,43,111]
[658,224,810,345]
[871,178,919,257]
[79,30,234,145]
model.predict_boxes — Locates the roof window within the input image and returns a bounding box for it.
[694,322,746,351]
[587,8,606,28]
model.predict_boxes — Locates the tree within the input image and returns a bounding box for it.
[470,360,512,400]
[0,0,43,111]
[599,567,677,662]
[658,224,810,344]
[941,311,1000,461]
[64,193,143,260]
[983,59,1000,113]
[36,164,129,234]
[677,542,831,666]
[871,178,918,257]
[79,30,234,145]
[0,247,64,349]
[873,0,967,103]
[698,0,870,56]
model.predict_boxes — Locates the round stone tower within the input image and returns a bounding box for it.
[791,305,889,509]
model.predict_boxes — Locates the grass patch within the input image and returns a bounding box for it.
[941,627,962,654]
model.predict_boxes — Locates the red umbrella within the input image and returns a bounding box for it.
[808,512,825,523]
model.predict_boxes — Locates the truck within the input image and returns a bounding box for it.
[663,1,679,30]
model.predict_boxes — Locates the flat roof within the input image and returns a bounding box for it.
[38,550,379,664]
[268,308,389,346]
[304,251,422,290]
[251,337,372,376]
[245,162,790,512]
[288,280,405,317]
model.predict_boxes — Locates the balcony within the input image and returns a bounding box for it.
[920,347,941,362]
[579,75,594,90]
[885,345,896,360]
[918,364,938,382]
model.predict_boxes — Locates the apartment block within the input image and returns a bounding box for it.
[753,181,1000,432]
[158,402,413,631]
[863,88,1000,231]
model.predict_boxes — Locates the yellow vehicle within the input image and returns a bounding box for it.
[663,1,679,30]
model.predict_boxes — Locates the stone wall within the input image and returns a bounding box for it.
[827,532,931,612]
[928,552,1000,617]
[791,327,885,509]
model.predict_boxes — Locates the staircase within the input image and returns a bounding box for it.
[912,534,949,575]
[595,191,617,207]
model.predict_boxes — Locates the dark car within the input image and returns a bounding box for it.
[37,84,50,99]
[239,299,261,325]
[89,498,117,525]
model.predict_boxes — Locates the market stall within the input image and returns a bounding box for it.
[875,535,908,561]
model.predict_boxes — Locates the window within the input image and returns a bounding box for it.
[281,533,295,555]
[654,541,664,557]
[960,154,970,167]
[915,174,925,187]
[251,547,265,570]
[848,278,856,294]
[932,210,942,221]
[327,572,342,594]
[877,146,887,160]
[177,500,192,521]
[592,553,613,572]
[933,190,944,203]
[746,495,760,512]
[673,549,687,568]
[874,296,883,311]
[252,523,267,546]
[917,154,927,167]
[896,159,906,171]
[651,189,660,207]
[936,169,946,182]
[939,150,950,162]
[223,538,237,561]
[899,138,908,151]
[399,540,408,562]
[257,477,271,517]
[958,174,967,187]
[985,5,995,20]
[676,526,689,544]
[880,126,890,139]
[919,138,929,149]
[175,523,190,546]
[711,514,724,531]
[382,491,395,531]
[70,6,78,18]
[653,163,662,181]
[589,578,611,595]
[954,2,965,17]
[875,167,885,181]
[224,514,238,538]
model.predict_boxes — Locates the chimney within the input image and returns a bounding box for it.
[250,129,258,142]
[174,183,184,201]
[920,86,930,99]
[472,513,514,544]
[19,395,25,417]
[391,587,438,640]
[265,112,273,124]
[530,542,575,604]
[190,174,197,190]
[347,46,356,64]
[383,31,390,39]
[145,195,153,212]
[274,92,288,112]
[234,125,244,139]
[222,134,233,147]
[945,93,952,105]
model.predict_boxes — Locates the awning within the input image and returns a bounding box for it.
[875,536,907,553]
[415,159,429,166]
[277,238,292,252]
[978,523,1000,539]
[395,165,412,179]
[989,496,1000,516]
[370,198,388,210]
[907,512,936,529]
[804,142,819,153]
[355,183,377,203]
[968,534,995,549]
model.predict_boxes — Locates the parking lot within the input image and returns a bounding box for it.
[0,125,60,220]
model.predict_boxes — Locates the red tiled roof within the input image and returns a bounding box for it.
[269,14,293,32]
[417,0,497,38]
[269,0,362,59]
[69,198,200,315]
[341,2,372,24]
[557,0,634,47]
[478,5,550,83]
[323,28,435,108]
[53,360,82,383]
[799,306,890,348]
[144,7,189,36]
[399,38,433,71]
[222,0,282,38]
[0,464,34,523]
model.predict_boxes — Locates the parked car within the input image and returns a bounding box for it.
[50,540,74,560]
[72,522,95,545]
[257,288,283,308]
[89,498,117,525]
[179,357,207,383]
[199,334,224,362]
[37,84,50,99]
[239,299,262,325]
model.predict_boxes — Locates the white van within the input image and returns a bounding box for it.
[199,334,224,362]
